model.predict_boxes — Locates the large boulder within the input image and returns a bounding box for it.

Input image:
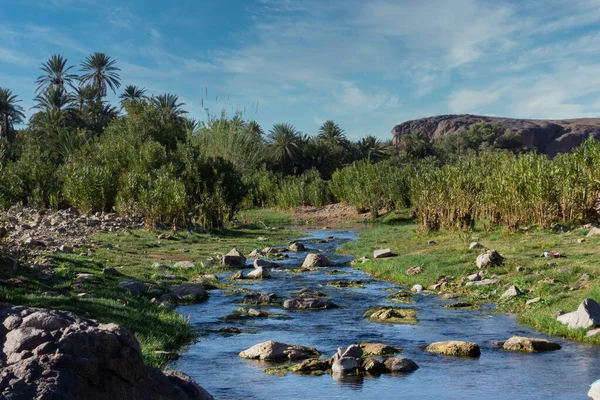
[383,358,419,373]
[221,248,246,268]
[283,298,337,310]
[0,304,213,400]
[239,340,319,361]
[289,242,306,252]
[359,342,401,356]
[331,357,359,375]
[301,253,332,268]
[557,298,600,329]
[117,279,147,295]
[503,336,561,352]
[425,341,480,357]
[476,249,504,268]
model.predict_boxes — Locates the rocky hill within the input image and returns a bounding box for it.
[391,114,600,156]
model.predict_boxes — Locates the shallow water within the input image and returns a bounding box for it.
[172,230,600,399]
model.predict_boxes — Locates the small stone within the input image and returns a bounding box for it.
[173,261,196,270]
[246,267,271,279]
[467,272,482,282]
[411,284,423,293]
[577,238,586,243]
[501,285,522,299]
[406,266,423,276]
[503,336,561,352]
[476,249,503,268]
[516,266,525,272]
[230,270,244,280]
[289,242,306,252]
[465,278,498,287]
[373,248,393,259]
[428,240,437,245]
[102,267,121,276]
[469,242,485,250]
[152,262,168,269]
[526,296,541,306]
[425,341,480,357]
[586,328,600,337]
[383,358,419,373]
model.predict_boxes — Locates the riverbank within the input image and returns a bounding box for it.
[0,216,297,368]
[337,215,600,344]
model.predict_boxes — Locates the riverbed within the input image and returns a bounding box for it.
[172,229,600,399]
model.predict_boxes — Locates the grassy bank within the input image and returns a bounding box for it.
[0,216,295,367]
[338,215,600,344]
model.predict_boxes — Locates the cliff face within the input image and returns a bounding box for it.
[391,114,600,156]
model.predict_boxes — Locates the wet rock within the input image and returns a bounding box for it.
[476,249,504,268]
[302,253,332,268]
[503,336,561,352]
[169,283,208,302]
[383,358,419,373]
[239,340,319,361]
[242,292,278,305]
[445,302,474,309]
[295,288,327,298]
[557,298,600,329]
[332,357,359,374]
[411,284,423,293]
[326,279,365,289]
[425,341,481,357]
[359,342,401,356]
[289,242,306,252]
[501,285,523,299]
[102,267,121,276]
[246,267,271,279]
[117,279,147,294]
[361,357,387,374]
[469,242,486,250]
[342,344,363,358]
[406,266,423,276]
[290,358,331,375]
[229,270,244,280]
[283,298,336,310]
[589,380,600,400]
[373,248,393,259]
[221,248,246,268]
[173,261,196,270]
[219,327,243,334]
[364,307,417,324]
[253,258,278,269]
[0,304,213,400]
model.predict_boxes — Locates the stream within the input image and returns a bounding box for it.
[172,229,600,399]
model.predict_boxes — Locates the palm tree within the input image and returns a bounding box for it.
[318,120,347,146]
[33,86,73,112]
[0,88,25,141]
[73,85,99,112]
[150,93,188,117]
[357,135,386,162]
[35,54,77,93]
[267,123,302,175]
[79,52,121,96]
[119,85,146,106]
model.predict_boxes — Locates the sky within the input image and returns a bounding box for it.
[2,0,600,140]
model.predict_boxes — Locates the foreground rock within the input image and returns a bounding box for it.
[289,241,306,252]
[364,307,417,324]
[373,248,393,259]
[476,249,504,268]
[0,304,212,400]
[383,358,419,373]
[246,267,271,279]
[221,248,246,268]
[239,341,319,361]
[425,341,480,357]
[557,298,600,329]
[283,298,337,310]
[301,253,332,268]
[503,336,561,352]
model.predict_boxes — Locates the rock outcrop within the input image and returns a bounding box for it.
[0,304,213,400]
[391,114,600,157]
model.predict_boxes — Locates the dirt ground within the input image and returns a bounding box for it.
[291,203,372,224]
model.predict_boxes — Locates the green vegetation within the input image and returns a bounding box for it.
[339,219,600,343]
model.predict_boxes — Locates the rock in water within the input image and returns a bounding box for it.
[332,357,359,374]
[283,298,336,310]
[289,242,306,252]
[342,344,363,358]
[221,248,246,268]
[373,248,393,259]
[361,357,387,374]
[169,283,208,302]
[557,298,600,329]
[246,267,271,279]
[301,253,332,268]
[476,249,504,268]
[253,258,278,269]
[383,358,419,373]
[425,341,481,357]
[0,304,213,400]
[359,342,401,356]
[589,380,600,400]
[503,336,561,352]
[239,340,319,361]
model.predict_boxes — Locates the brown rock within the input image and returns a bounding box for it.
[359,342,401,356]
[425,341,480,357]
[239,340,319,361]
[503,336,561,352]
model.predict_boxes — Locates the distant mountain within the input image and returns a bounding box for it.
[391,114,600,156]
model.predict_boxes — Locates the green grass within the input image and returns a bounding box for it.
[0,216,296,368]
[338,220,600,344]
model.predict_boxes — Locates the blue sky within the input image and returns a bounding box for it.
[2,0,600,140]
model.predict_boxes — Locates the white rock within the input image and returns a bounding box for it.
[411,284,423,293]
[373,248,393,259]
[557,298,600,329]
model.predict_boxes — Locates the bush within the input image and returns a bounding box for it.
[275,169,331,209]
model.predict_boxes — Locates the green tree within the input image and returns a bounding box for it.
[356,135,387,162]
[119,85,147,107]
[318,120,347,146]
[0,88,25,141]
[267,123,302,175]
[399,130,434,159]
[150,93,188,117]
[35,54,77,93]
[79,53,121,96]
